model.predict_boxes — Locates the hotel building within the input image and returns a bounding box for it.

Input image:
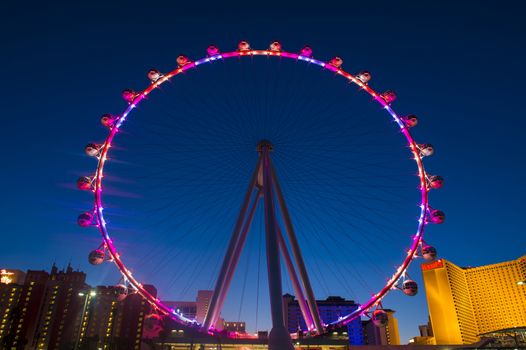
[421,255,526,344]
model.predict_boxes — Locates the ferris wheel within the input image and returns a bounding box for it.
[76,40,445,348]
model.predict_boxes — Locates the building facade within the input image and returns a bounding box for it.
[421,256,526,345]
[1,264,159,350]
[282,294,364,345]
[9,269,49,349]
[163,300,197,320]
[31,264,88,349]
[362,309,400,345]
[223,321,246,334]
[78,284,157,350]
[0,280,24,347]
[196,290,213,324]
[0,264,88,350]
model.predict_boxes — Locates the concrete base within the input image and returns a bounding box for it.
[268,326,295,350]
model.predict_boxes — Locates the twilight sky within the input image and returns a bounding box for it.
[1,0,525,343]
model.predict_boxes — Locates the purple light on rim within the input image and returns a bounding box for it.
[91,48,430,333]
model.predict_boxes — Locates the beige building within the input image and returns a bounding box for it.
[196,290,213,324]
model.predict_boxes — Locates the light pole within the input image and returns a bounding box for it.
[74,290,96,350]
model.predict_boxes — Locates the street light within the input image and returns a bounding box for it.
[75,290,96,350]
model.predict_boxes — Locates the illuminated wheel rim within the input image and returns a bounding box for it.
[89,46,434,334]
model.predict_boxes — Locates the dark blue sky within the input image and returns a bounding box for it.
[1,0,525,342]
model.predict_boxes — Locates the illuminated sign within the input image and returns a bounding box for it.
[1,269,15,284]
[421,259,444,271]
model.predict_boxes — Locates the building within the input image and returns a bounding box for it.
[362,309,400,345]
[1,264,162,350]
[196,290,213,324]
[5,269,49,349]
[0,280,24,347]
[78,284,157,350]
[282,294,364,345]
[31,264,88,349]
[408,336,436,345]
[78,286,119,348]
[163,290,224,330]
[223,321,246,334]
[0,264,88,350]
[115,284,157,349]
[421,255,526,345]
[419,321,433,338]
[163,300,197,320]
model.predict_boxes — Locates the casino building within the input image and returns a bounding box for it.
[421,255,526,344]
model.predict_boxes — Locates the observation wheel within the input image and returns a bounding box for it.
[76,41,445,348]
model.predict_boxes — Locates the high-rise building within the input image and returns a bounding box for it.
[9,269,49,349]
[31,264,88,349]
[0,279,24,346]
[115,284,157,349]
[1,265,161,350]
[282,294,364,345]
[78,284,157,350]
[78,285,118,348]
[196,290,213,324]
[362,309,400,345]
[0,269,26,348]
[421,255,526,345]
[0,264,88,350]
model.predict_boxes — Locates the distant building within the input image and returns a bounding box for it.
[419,324,433,337]
[408,335,436,345]
[362,309,400,345]
[196,290,213,324]
[163,290,224,330]
[421,255,526,345]
[410,316,434,344]
[163,300,197,320]
[164,290,219,322]
[223,321,246,334]
[282,294,364,345]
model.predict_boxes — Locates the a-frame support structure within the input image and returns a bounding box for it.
[202,141,324,350]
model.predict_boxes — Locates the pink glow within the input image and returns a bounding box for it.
[90,47,431,333]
